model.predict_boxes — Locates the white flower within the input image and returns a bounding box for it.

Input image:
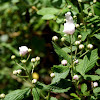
[0,93,5,98]
[19,46,28,56]
[93,82,98,87]
[79,44,84,49]
[31,58,36,62]
[36,56,40,61]
[87,44,93,49]
[88,13,92,17]
[75,41,80,45]
[63,12,75,35]
[93,0,96,3]
[74,59,79,64]
[73,75,79,80]
[75,24,80,28]
[52,36,58,41]
[78,0,82,2]
[61,60,67,65]
[32,79,37,84]
[13,70,18,75]
[50,73,55,78]
[17,69,22,74]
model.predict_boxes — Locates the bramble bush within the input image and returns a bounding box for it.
[0,0,100,100]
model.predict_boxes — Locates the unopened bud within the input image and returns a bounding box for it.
[61,37,66,42]
[91,24,94,28]
[73,16,77,19]
[88,13,92,17]
[74,59,79,64]
[13,70,18,75]
[79,44,84,49]
[87,44,93,49]
[68,5,72,9]
[36,56,40,61]
[31,58,36,62]
[21,60,26,63]
[75,24,80,28]
[50,73,55,78]
[80,23,83,26]
[32,72,39,80]
[17,69,22,74]
[11,55,16,59]
[61,60,67,65]
[52,36,58,41]
[0,93,5,98]
[93,0,96,3]
[28,48,32,53]
[73,75,79,80]
[32,79,37,84]
[75,41,80,45]
[78,35,82,39]
[78,0,82,2]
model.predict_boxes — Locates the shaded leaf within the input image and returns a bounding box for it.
[42,14,55,20]
[81,83,87,93]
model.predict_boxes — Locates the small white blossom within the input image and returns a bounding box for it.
[61,60,67,65]
[73,75,79,80]
[31,58,36,62]
[87,44,93,49]
[36,56,40,61]
[79,44,84,49]
[75,41,80,45]
[93,82,98,87]
[19,46,28,56]
[78,35,82,39]
[63,12,75,35]
[17,69,22,74]
[0,93,5,98]
[32,79,37,84]
[74,59,79,64]
[93,0,96,3]
[88,13,92,17]
[13,70,18,75]
[50,73,55,78]
[52,36,58,41]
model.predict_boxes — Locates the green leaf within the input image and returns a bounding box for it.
[37,7,59,15]
[42,14,55,20]
[84,75,100,81]
[81,83,87,93]
[70,93,79,98]
[4,88,30,100]
[50,97,57,100]
[93,87,100,96]
[94,33,100,40]
[51,67,70,84]
[95,69,100,75]
[52,65,68,73]
[52,42,71,64]
[32,88,40,100]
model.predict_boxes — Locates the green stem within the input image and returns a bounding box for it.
[47,90,50,100]
[79,50,89,58]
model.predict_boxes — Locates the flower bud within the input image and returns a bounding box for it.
[28,48,32,53]
[91,24,94,28]
[32,79,37,84]
[50,73,55,78]
[19,46,28,56]
[13,70,18,75]
[74,59,79,64]
[31,58,36,63]
[21,59,26,63]
[61,37,66,42]
[17,69,22,74]
[11,55,16,60]
[75,24,80,28]
[78,35,82,39]
[36,56,40,61]
[80,23,83,26]
[73,75,79,80]
[0,93,5,98]
[93,0,96,3]
[68,5,72,9]
[61,60,67,65]
[88,13,92,17]
[79,44,84,49]
[73,16,77,19]
[87,44,93,49]
[78,0,82,2]
[32,72,39,80]
[93,82,98,87]
[52,36,58,41]
[75,41,80,45]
